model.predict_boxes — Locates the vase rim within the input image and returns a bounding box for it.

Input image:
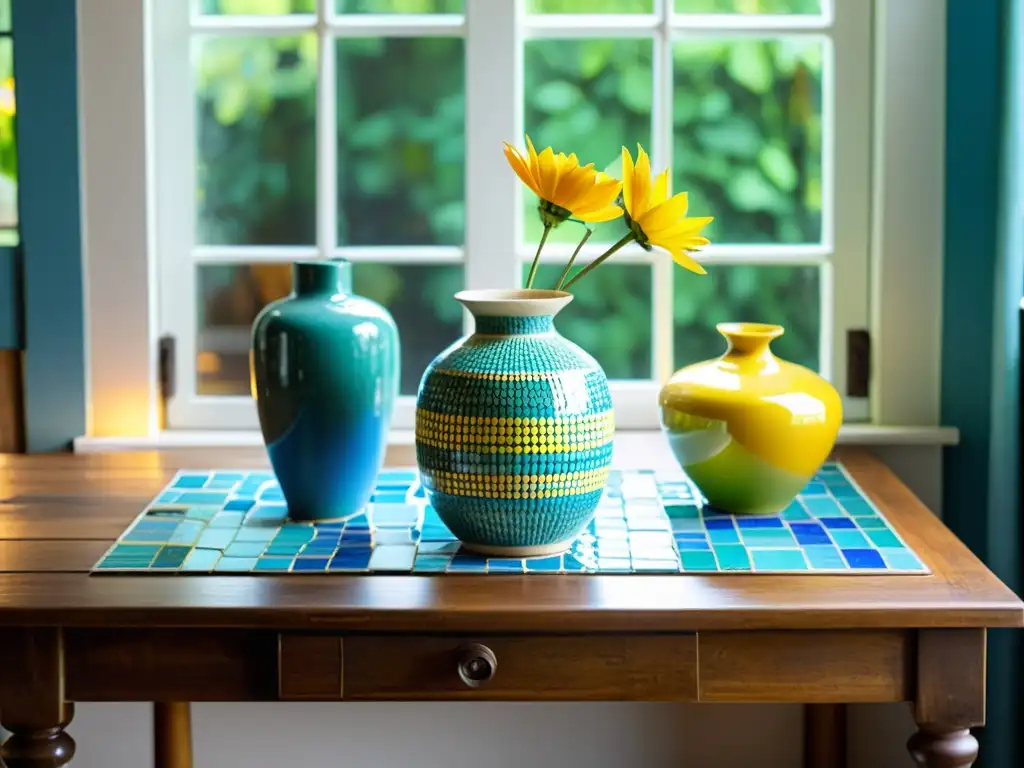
[716,322,785,339]
[454,289,573,318]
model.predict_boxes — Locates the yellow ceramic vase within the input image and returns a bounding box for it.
[659,322,842,515]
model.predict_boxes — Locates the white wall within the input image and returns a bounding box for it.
[61,446,937,768]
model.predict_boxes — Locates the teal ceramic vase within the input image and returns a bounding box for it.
[251,259,399,521]
[415,289,614,556]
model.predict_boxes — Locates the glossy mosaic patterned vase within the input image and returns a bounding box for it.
[659,322,841,515]
[415,289,614,557]
[251,259,399,522]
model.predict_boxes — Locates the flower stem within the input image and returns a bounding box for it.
[555,228,593,291]
[525,224,552,289]
[562,232,636,290]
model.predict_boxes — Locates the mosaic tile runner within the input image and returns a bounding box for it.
[91,462,927,575]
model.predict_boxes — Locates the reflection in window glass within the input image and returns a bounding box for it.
[673,38,823,244]
[0,0,10,32]
[676,0,820,12]
[0,36,16,239]
[674,264,820,372]
[524,38,652,245]
[337,0,463,12]
[196,262,462,396]
[337,37,464,246]
[195,35,317,247]
[200,0,316,14]
[527,0,653,12]
[524,263,652,379]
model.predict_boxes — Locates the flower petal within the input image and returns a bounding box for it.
[525,134,541,181]
[633,144,652,217]
[504,143,543,198]
[574,177,622,213]
[637,192,689,235]
[536,146,561,200]
[621,146,636,215]
[653,215,714,240]
[576,204,624,223]
[667,247,707,275]
[650,169,670,208]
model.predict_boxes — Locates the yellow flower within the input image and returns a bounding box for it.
[504,135,623,226]
[621,144,713,274]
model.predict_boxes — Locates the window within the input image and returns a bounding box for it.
[0,0,17,245]
[151,0,871,432]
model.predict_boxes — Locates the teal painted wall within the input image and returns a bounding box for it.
[10,0,85,451]
[0,244,19,348]
[941,0,1021,765]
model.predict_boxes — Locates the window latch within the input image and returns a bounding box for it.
[846,329,870,398]
[158,335,176,402]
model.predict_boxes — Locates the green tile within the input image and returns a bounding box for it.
[275,526,316,543]
[830,530,869,549]
[803,546,847,569]
[181,548,222,572]
[740,529,797,547]
[664,504,700,519]
[781,504,811,521]
[680,550,718,571]
[414,555,452,572]
[151,545,191,569]
[670,517,703,533]
[752,549,808,571]
[855,516,888,529]
[866,529,902,549]
[169,521,205,546]
[108,544,161,559]
[713,545,750,571]
[265,543,303,556]
[224,541,267,558]
[186,506,219,521]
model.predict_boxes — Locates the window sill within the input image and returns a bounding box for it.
[73,424,960,454]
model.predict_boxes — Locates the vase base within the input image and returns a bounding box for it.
[456,539,575,558]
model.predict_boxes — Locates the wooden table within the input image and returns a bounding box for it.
[0,448,1019,768]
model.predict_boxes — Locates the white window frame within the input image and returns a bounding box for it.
[77,0,948,444]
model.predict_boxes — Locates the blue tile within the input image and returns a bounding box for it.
[151,546,191,569]
[802,482,827,495]
[372,504,420,526]
[224,541,266,558]
[840,498,876,517]
[803,497,841,517]
[831,485,860,498]
[736,517,784,529]
[741,529,797,547]
[254,557,293,571]
[525,555,564,572]
[224,498,254,512]
[181,548,222,572]
[208,512,245,529]
[157,491,181,503]
[669,518,703,533]
[341,531,373,544]
[714,545,750,571]
[413,555,451,572]
[790,522,832,546]
[830,530,869,549]
[486,559,526,573]
[375,529,416,545]
[233,527,277,543]
[417,541,461,555]
[196,529,235,550]
[329,550,372,570]
[707,528,740,544]
[258,487,285,503]
[751,550,808,571]
[631,560,681,572]
[368,546,416,572]
[803,546,847,570]
[562,554,591,571]
[292,557,330,572]
[169,521,206,546]
[704,518,735,531]
[819,517,856,530]
[264,543,303,556]
[865,529,903,549]
[842,548,885,569]
[173,474,208,489]
[664,504,700,519]
[448,555,489,572]
[213,472,245,484]
[781,503,811,521]
[371,492,410,504]
[214,556,258,572]
[674,538,711,551]
[882,551,926,571]
[186,506,218,521]
[854,516,889,530]
[177,491,229,505]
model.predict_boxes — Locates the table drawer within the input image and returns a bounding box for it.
[278,634,697,701]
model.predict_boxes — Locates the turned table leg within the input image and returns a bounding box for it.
[0,629,75,768]
[909,629,986,768]
[154,702,193,768]
[804,703,846,768]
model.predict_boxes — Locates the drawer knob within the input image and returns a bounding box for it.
[457,643,497,688]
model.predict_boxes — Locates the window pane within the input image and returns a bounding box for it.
[337,0,463,12]
[0,37,16,236]
[675,0,820,12]
[527,0,653,12]
[337,37,464,246]
[0,0,10,32]
[524,263,652,379]
[524,38,653,245]
[673,38,823,244]
[674,265,819,372]
[196,263,462,396]
[196,35,317,246]
[200,0,316,14]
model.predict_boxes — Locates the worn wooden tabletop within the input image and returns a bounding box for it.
[0,447,1019,632]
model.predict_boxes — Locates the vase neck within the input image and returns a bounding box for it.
[474,315,555,336]
[718,322,784,361]
[293,259,352,297]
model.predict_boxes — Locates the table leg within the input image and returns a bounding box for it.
[154,702,193,768]
[0,629,75,767]
[908,629,986,768]
[804,703,846,768]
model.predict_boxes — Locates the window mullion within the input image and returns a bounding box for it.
[316,0,337,258]
[652,0,673,384]
[464,0,520,294]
